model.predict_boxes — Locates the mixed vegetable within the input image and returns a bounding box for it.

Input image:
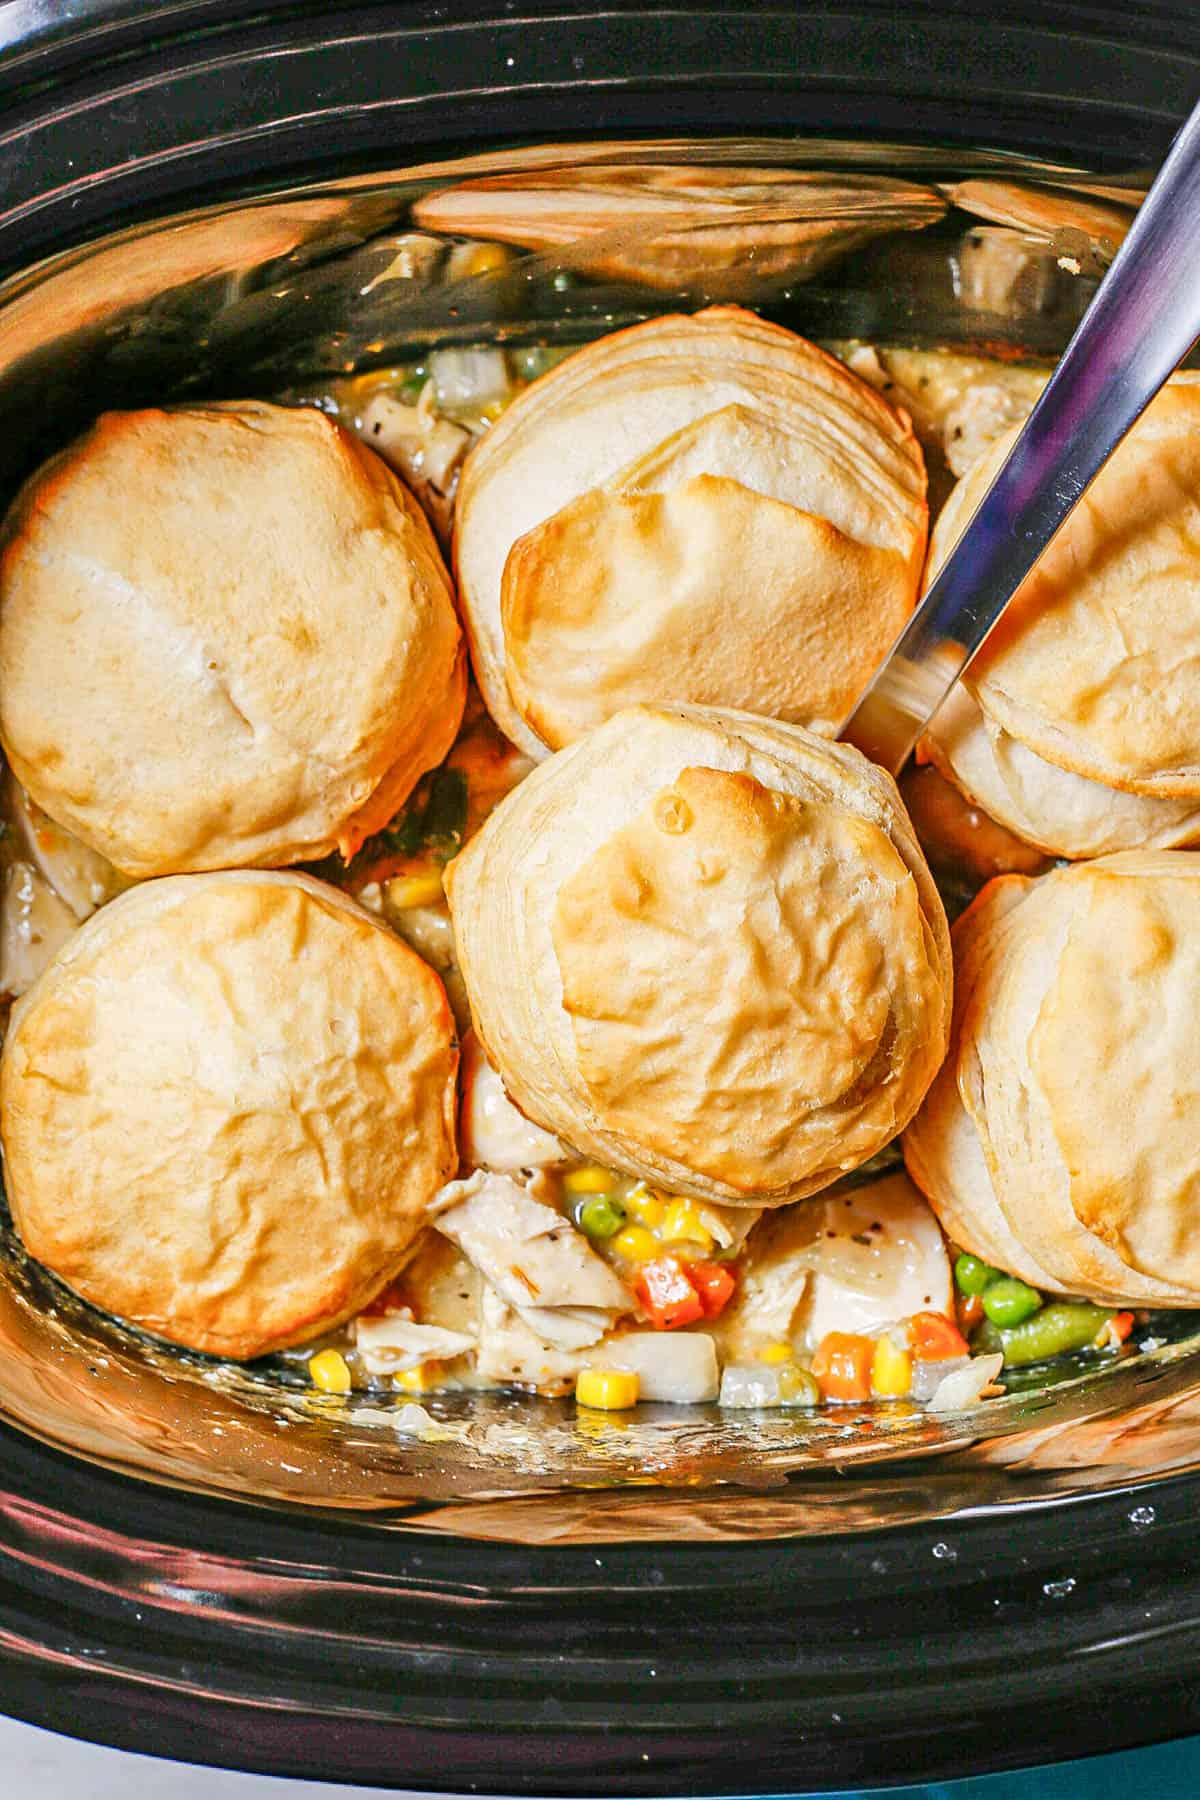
[286,1056,1142,1415]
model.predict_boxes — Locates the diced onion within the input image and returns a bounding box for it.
[430,346,510,411]
[910,1355,972,1402]
[718,1363,783,1409]
[928,1353,1005,1413]
[606,1331,719,1404]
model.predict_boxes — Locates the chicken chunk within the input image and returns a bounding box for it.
[713,1171,953,1362]
[0,861,78,998]
[458,1031,567,1172]
[434,1169,632,1349]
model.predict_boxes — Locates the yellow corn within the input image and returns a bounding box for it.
[871,1334,913,1398]
[562,1164,615,1197]
[386,871,445,910]
[463,242,513,277]
[662,1198,714,1251]
[309,1349,352,1394]
[612,1224,660,1264]
[395,1364,435,1394]
[576,1368,640,1411]
[758,1341,794,1366]
[625,1183,667,1229]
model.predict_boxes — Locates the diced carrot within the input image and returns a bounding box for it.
[684,1261,736,1319]
[811,1332,874,1402]
[909,1311,970,1361]
[956,1292,985,1335]
[1111,1311,1135,1343]
[635,1258,705,1331]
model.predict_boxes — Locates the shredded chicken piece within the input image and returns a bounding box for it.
[0,861,78,998]
[697,1202,762,1253]
[434,1169,631,1349]
[474,1287,588,1391]
[459,1031,566,1171]
[353,1309,477,1375]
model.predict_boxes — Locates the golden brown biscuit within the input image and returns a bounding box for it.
[904,854,1200,1304]
[922,686,1200,860]
[454,308,927,754]
[928,377,1200,804]
[412,164,945,292]
[0,402,465,876]
[446,703,950,1204]
[0,871,459,1358]
[945,178,1134,259]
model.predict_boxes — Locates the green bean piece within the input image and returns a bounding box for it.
[954,1253,1000,1297]
[420,767,469,852]
[973,1302,1114,1367]
[981,1277,1043,1328]
[577,1196,627,1242]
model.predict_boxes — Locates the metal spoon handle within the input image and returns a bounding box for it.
[840,95,1200,775]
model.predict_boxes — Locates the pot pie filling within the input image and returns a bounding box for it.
[0,238,1184,1417]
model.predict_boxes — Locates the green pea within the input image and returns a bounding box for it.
[981,1277,1043,1328]
[955,1253,1000,1297]
[778,1365,821,1408]
[973,1302,1114,1368]
[577,1196,626,1241]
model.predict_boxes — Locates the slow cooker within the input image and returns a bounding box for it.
[1,2,1200,1791]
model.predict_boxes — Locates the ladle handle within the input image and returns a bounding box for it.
[840,96,1200,774]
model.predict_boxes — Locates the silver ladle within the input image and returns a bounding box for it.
[840,98,1200,775]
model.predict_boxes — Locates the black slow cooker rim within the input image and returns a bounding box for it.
[1,1414,1199,1792]
[1,0,1200,1787]
[0,0,1195,284]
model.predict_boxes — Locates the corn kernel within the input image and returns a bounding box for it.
[758,1341,795,1366]
[576,1368,640,1411]
[395,1364,434,1393]
[562,1164,615,1196]
[309,1349,352,1394]
[386,871,445,910]
[464,242,514,276]
[625,1183,667,1229]
[662,1199,714,1251]
[612,1225,660,1264]
[871,1334,913,1398]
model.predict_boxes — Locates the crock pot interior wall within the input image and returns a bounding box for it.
[0,2,1199,1790]
[0,0,1193,492]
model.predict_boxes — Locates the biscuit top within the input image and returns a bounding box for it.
[904,853,1200,1304]
[446,703,950,1205]
[455,307,926,753]
[929,378,1200,798]
[0,870,459,1357]
[0,402,464,875]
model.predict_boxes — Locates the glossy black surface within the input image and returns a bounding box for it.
[2,1415,1200,1793]
[0,3,1199,1791]
[0,0,1195,281]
